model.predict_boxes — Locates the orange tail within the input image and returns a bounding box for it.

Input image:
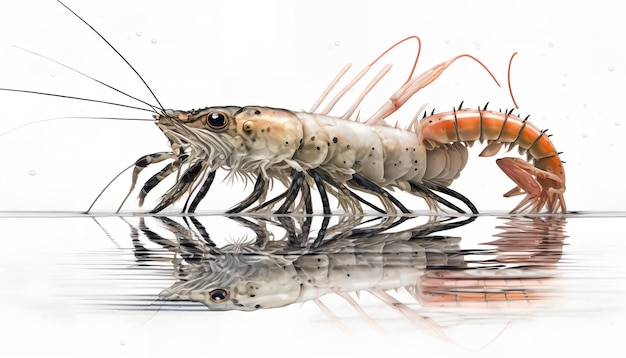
[420,106,566,213]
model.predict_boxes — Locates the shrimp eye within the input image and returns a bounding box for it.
[205,111,229,131]
[209,288,229,302]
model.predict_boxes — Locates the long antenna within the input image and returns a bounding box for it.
[507,52,520,109]
[0,116,153,137]
[0,88,156,113]
[12,46,161,113]
[56,0,165,112]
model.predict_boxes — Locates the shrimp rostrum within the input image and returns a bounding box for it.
[126,36,566,215]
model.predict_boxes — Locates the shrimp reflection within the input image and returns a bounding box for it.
[122,214,566,315]
[422,216,567,306]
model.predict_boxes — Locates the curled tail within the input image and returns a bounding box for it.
[419,105,566,213]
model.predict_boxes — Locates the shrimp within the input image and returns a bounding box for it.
[120,36,566,214]
[2,1,566,215]
[144,70,566,214]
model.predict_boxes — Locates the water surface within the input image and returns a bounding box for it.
[1,212,624,357]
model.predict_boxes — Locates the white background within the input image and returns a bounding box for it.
[0,2,625,358]
[0,0,624,213]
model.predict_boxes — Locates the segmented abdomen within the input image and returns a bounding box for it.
[419,108,565,183]
[293,113,429,190]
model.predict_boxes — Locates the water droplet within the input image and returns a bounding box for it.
[334,41,340,46]
[28,170,36,176]
[609,65,615,72]
[615,121,621,126]
[151,38,158,44]
[548,42,554,47]
[561,83,566,87]
[540,53,546,57]
[136,31,142,37]
[582,133,588,138]
[120,340,126,346]
[49,73,56,78]
[444,39,450,44]
[327,44,334,49]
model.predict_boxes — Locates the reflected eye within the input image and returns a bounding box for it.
[209,288,229,302]
[205,111,229,131]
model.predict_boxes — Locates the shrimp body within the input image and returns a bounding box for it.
[153,102,565,214]
[291,112,428,188]
[154,106,433,213]
[143,37,567,214]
